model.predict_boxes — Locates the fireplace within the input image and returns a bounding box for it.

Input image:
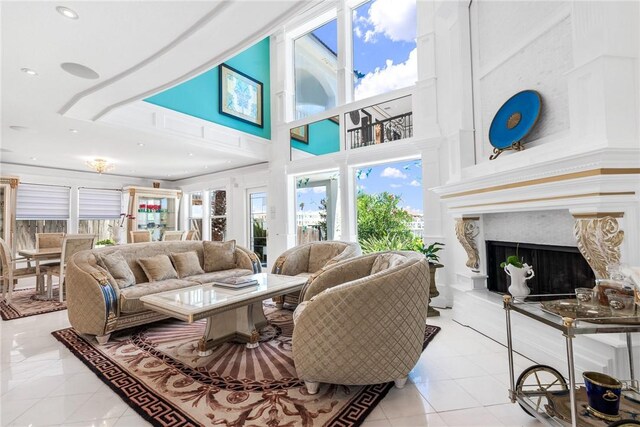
[486,240,595,295]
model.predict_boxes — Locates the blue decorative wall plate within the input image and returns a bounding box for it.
[488,90,542,159]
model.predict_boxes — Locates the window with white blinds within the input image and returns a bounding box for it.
[78,188,122,219]
[16,183,71,219]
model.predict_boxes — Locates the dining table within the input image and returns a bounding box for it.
[18,247,61,300]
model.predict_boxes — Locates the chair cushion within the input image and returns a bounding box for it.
[203,240,236,272]
[186,268,253,284]
[96,252,136,289]
[119,279,194,313]
[170,251,204,278]
[138,254,178,282]
[370,253,406,275]
[295,272,313,278]
[308,244,343,273]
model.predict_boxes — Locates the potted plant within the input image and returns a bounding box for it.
[500,247,535,297]
[96,239,115,247]
[416,240,445,317]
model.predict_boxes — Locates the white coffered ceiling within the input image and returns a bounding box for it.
[0,1,313,180]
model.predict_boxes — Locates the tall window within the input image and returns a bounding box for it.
[295,171,340,244]
[249,191,267,266]
[352,0,417,100]
[294,19,338,119]
[78,188,122,242]
[188,192,203,240]
[210,190,227,241]
[15,184,70,250]
[355,159,423,253]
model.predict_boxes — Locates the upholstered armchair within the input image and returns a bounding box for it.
[291,251,430,394]
[271,241,361,307]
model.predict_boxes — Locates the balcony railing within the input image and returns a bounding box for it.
[347,112,413,149]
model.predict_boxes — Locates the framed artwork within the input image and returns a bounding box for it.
[219,63,263,128]
[290,125,309,144]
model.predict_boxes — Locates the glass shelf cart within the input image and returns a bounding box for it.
[504,294,640,427]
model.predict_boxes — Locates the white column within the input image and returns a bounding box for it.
[267,31,296,269]
[336,1,353,106]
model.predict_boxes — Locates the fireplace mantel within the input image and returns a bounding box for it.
[432,147,640,217]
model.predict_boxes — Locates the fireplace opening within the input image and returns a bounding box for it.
[486,241,595,295]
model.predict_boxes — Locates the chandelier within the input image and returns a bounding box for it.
[86,158,114,174]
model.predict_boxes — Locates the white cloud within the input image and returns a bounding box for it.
[364,0,416,43]
[390,183,402,188]
[312,187,326,194]
[354,48,417,100]
[409,180,421,187]
[297,188,309,194]
[380,167,407,179]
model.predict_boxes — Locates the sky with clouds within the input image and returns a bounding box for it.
[352,0,417,100]
[311,0,417,101]
[295,159,423,218]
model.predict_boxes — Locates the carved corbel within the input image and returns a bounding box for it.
[455,217,480,272]
[573,215,624,279]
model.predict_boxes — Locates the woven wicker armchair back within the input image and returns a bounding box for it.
[292,251,430,394]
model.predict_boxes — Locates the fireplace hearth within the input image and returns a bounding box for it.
[486,241,595,295]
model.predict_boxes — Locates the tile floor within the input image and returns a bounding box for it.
[1,285,543,427]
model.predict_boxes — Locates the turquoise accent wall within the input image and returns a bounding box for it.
[291,118,340,156]
[144,38,271,139]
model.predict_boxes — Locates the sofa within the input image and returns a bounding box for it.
[65,241,261,343]
[271,241,361,307]
[291,251,430,394]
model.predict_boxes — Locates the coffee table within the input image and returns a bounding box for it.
[140,273,307,356]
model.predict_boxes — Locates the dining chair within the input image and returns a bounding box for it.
[130,230,152,243]
[0,238,44,302]
[162,230,184,241]
[36,232,64,250]
[184,230,198,240]
[41,234,96,302]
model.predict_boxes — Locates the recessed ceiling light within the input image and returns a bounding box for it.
[30,157,37,161]
[188,153,193,157]
[60,62,99,79]
[204,166,209,169]
[226,160,232,164]
[167,174,172,177]
[69,128,78,133]
[21,68,38,76]
[129,169,135,173]
[137,143,145,147]
[56,6,79,19]
[9,125,37,133]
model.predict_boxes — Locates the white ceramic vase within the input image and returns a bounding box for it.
[113,226,125,245]
[505,263,535,297]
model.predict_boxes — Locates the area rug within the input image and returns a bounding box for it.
[0,287,66,320]
[53,304,440,427]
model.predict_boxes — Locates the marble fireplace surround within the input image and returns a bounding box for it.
[432,147,640,378]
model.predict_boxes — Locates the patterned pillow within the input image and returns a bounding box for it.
[370,253,406,275]
[96,252,136,289]
[170,251,204,278]
[138,254,178,282]
[203,240,236,272]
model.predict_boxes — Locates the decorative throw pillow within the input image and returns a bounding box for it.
[370,253,405,275]
[170,251,204,278]
[203,240,237,272]
[96,252,136,289]
[138,254,178,282]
